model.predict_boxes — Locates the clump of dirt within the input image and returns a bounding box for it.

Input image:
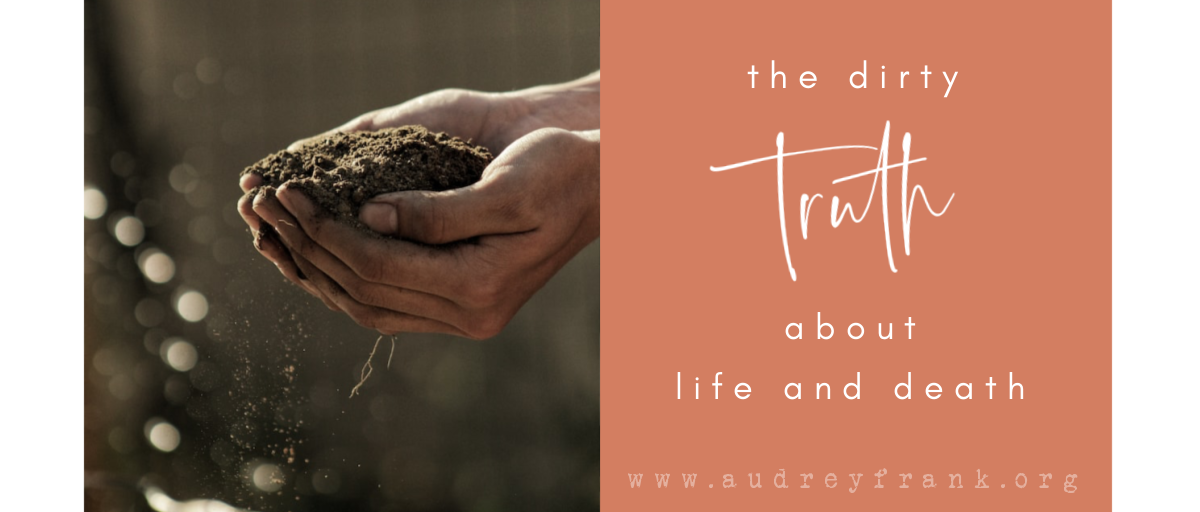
[242,125,492,232]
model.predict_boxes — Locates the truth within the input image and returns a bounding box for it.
[708,121,955,278]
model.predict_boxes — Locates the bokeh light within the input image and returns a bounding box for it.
[110,151,137,176]
[163,338,198,372]
[173,71,200,99]
[169,163,198,193]
[312,468,341,495]
[175,290,208,322]
[84,187,107,219]
[251,462,285,492]
[92,346,126,376]
[108,374,136,400]
[163,374,191,405]
[138,249,176,284]
[135,298,166,327]
[145,418,181,452]
[108,426,136,454]
[195,57,222,84]
[113,215,145,246]
[143,486,244,512]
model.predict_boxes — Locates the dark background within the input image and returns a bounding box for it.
[83,1,600,510]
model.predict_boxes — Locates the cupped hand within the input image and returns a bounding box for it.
[250,127,600,339]
[238,76,601,304]
[240,87,533,226]
[238,89,538,308]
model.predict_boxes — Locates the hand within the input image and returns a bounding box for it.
[251,127,600,339]
[238,89,520,308]
[237,73,600,314]
[240,72,600,192]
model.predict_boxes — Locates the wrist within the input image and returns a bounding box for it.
[569,128,601,241]
[503,71,600,132]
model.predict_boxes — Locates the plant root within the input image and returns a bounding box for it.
[387,335,396,369]
[349,335,399,398]
[349,335,383,398]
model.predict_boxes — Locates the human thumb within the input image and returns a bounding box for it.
[360,181,530,244]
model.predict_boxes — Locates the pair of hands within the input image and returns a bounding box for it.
[238,77,600,339]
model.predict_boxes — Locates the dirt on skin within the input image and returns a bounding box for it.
[242,125,492,234]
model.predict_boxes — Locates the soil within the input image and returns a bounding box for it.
[242,125,492,233]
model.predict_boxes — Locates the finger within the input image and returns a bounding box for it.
[275,185,473,296]
[245,189,299,278]
[238,190,262,231]
[253,224,337,309]
[250,189,340,309]
[240,173,263,193]
[270,209,467,323]
[286,132,335,152]
[285,250,343,312]
[264,189,484,328]
[290,254,469,337]
[358,175,536,244]
[286,116,371,151]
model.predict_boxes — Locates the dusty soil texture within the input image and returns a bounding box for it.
[243,125,492,233]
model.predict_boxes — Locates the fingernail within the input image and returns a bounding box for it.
[360,203,397,233]
[239,204,261,230]
[239,173,260,192]
[275,185,305,211]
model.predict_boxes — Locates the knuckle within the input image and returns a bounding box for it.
[351,113,377,132]
[438,88,472,102]
[404,193,448,243]
[534,126,574,146]
[335,110,385,134]
[316,294,340,311]
[358,257,388,283]
[345,281,384,307]
[306,217,327,241]
[345,305,378,330]
[237,193,256,214]
[466,312,508,340]
[346,250,386,282]
[341,279,369,303]
[458,280,497,309]
[497,193,536,228]
[295,236,317,256]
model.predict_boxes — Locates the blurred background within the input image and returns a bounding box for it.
[83,1,599,511]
